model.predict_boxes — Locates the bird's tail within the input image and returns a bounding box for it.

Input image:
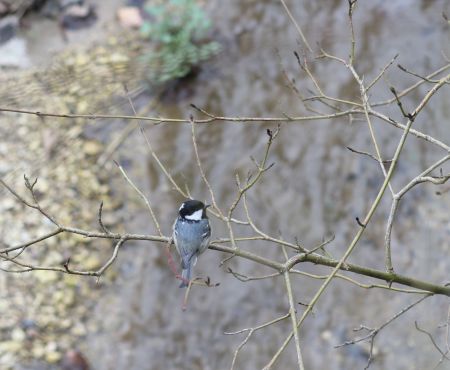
[179,262,191,288]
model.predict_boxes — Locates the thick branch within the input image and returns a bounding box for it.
[1,227,448,295]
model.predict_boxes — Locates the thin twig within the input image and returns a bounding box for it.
[346,146,392,164]
[98,201,111,234]
[0,106,360,124]
[335,295,431,369]
[372,63,450,106]
[190,115,224,218]
[279,0,312,52]
[264,72,450,370]
[398,64,444,84]
[385,154,450,272]
[348,0,357,65]
[114,160,162,236]
[224,312,290,370]
[283,264,305,370]
[366,54,399,91]
[415,321,450,360]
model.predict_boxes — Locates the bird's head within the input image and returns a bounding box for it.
[178,200,210,221]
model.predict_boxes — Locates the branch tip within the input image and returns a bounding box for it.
[356,217,366,228]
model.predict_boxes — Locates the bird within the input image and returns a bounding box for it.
[172,199,211,287]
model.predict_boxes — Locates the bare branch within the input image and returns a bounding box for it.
[373,63,450,106]
[264,73,450,369]
[284,267,305,370]
[348,0,358,65]
[98,201,111,234]
[346,146,392,164]
[415,321,450,360]
[0,177,58,226]
[0,106,360,124]
[397,64,446,84]
[190,115,224,218]
[279,0,312,52]
[227,268,281,282]
[114,160,162,236]
[335,295,431,369]
[390,86,414,120]
[225,312,290,370]
[366,54,399,91]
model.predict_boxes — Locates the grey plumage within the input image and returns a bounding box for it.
[172,200,211,288]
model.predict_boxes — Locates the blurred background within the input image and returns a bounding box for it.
[0,0,449,369]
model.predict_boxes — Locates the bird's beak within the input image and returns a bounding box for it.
[205,204,211,209]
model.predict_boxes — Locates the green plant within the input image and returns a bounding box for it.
[141,0,221,85]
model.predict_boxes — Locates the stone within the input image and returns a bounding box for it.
[0,37,30,68]
[61,4,97,30]
[61,350,90,370]
[45,350,62,363]
[0,340,22,353]
[31,342,45,359]
[0,15,17,44]
[71,322,87,336]
[0,2,10,17]
[83,141,103,156]
[35,271,59,284]
[10,328,25,342]
[83,255,102,270]
[117,6,142,29]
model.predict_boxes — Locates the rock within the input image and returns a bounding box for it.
[109,52,129,63]
[34,271,59,283]
[63,289,76,307]
[63,274,79,287]
[61,3,97,30]
[45,341,58,352]
[60,0,82,8]
[76,99,89,113]
[0,1,11,17]
[39,0,61,18]
[32,343,45,359]
[83,140,103,156]
[45,250,64,265]
[0,340,22,353]
[45,350,62,363]
[11,328,26,342]
[61,350,90,370]
[35,178,50,193]
[71,322,86,336]
[53,290,65,304]
[126,0,145,8]
[20,318,37,330]
[42,128,60,159]
[0,352,15,369]
[83,255,102,270]
[37,314,53,328]
[63,4,91,18]
[59,318,72,329]
[117,6,143,29]
[0,15,18,44]
[0,37,30,68]
[0,197,15,211]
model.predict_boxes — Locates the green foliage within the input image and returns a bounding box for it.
[141,0,221,85]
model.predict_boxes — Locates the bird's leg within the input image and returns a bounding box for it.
[164,241,189,285]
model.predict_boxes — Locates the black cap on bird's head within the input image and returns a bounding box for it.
[179,200,210,220]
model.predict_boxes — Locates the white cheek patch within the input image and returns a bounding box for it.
[185,209,203,221]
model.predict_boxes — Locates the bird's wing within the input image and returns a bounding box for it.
[198,222,211,254]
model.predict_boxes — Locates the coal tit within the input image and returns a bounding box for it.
[172,200,211,287]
